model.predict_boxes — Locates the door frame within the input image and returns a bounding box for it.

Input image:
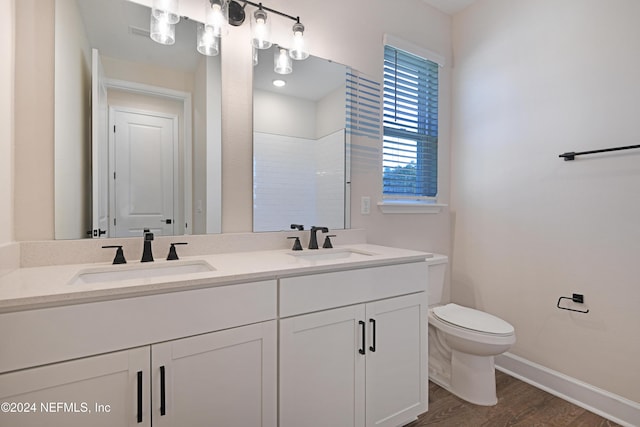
[108,107,179,237]
[105,78,193,235]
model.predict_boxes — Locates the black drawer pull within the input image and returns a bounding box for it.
[358,320,366,355]
[136,371,143,423]
[160,366,166,416]
[369,318,376,352]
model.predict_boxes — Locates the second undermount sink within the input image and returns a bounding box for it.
[288,248,377,262]
[69,260,216,286]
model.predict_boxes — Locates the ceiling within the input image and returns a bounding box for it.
[421,0,476,15]
[77,0,202,72]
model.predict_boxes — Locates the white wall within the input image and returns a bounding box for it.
[253,89,316,139]
[452,0,640,403]
[253,130,345,232]
[316,85,346,139]
[193,56,207,234]
[14,0,55,241]
[0,0,14,245]
[54,0,91,240]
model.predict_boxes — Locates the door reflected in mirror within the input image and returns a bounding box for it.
[54,0,222,239]
[253,45,350,232]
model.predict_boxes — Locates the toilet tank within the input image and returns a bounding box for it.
[427,255,448,306]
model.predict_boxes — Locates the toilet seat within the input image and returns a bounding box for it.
[432,303,514,336]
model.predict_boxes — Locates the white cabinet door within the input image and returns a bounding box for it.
[279,304,366,427]
[0,347,150,427]
[151,321,277,427]
[365,293,427,427]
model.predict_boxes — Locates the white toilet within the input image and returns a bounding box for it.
[426,255,515,406]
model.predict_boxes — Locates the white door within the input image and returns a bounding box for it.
[91,49,109,238]
[0,347,150,427]
[365,293,427,427]
[151,321,277,427]
[110,108,177,237]
[279,305,366,427]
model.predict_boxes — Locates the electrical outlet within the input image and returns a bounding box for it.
[361,196,371,215]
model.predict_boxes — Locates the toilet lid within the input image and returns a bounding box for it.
[433,303,514,336]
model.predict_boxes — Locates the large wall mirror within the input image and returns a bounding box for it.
[54,0,222,240]
[253,45,351,232]
[54,0,353,239]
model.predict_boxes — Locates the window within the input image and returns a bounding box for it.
[383,45,439,199]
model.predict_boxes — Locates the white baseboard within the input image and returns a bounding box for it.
[495,352,640,427]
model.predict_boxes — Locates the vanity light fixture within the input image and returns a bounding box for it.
[272,79,286,87]
[150,14,176,45]
[274,47,292,75]
[251,7,272,49]
[205,0,229,38]
[152,0,180,24]
[149,0,310,61]
[289,21,309,60]
[197,23,220,56]
[150,0,178,45]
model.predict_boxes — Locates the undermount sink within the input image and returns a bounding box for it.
[288,248,376,262]
[69,260,216,286]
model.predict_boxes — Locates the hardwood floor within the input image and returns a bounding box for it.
[409,371,620,426]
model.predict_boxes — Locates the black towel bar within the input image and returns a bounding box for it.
[559,144,640,161]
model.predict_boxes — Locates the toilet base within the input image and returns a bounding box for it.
[449,350,498,406]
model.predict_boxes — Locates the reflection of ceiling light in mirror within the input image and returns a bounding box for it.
[150,14,176,45]
[274,47,292,74]
[252,46,258,66]
[197,23,220,56]
[272,79,286,87]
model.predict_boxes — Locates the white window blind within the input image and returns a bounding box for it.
[383,45,439,198]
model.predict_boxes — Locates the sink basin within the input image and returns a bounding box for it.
[288,248,376,262]
[69,260,216,285]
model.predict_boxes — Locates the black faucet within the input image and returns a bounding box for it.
[308,226,329,250]
[290,224,304,231]
[141,229,154,262]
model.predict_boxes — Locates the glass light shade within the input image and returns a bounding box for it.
[152,0,180,25]
[289,23,309,60]
[197,23,220,56]
[205,0,228,38]
[251,9,272,49]
[150,15,176,45]
[274,47,292,75]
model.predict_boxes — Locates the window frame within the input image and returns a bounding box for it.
[379,35,446,213]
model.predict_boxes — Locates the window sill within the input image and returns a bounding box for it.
[377,201,447,214]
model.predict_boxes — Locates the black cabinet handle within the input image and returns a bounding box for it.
[160,366,166,416]
[136,371,143,423]
[358,320,366,355]
[369,318,376,352]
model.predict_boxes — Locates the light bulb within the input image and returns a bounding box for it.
[251,9,272,49]
[289,22,309,60]
[150,14,175,45]
[152,0,180,24]
[205,0,228,38]
[274,47,292,75]
[197,23,219,56]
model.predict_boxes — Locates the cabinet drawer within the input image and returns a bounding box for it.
[0,280,277,374]
[279,262,427,317]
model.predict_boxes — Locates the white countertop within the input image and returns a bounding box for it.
[0,244,432,313]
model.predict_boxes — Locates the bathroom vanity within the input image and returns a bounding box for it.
[0,244,429,427]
